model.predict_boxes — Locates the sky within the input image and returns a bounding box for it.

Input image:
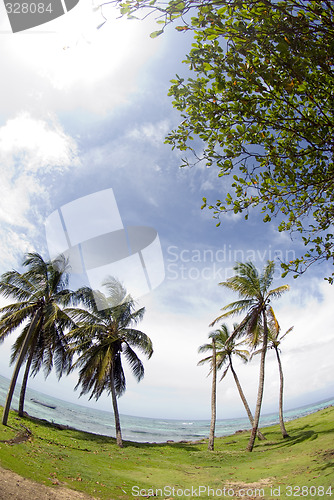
[0,1,333,422]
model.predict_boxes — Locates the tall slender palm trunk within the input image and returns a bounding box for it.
[2,311,41,426]
[19,329,41,417]
[208,338,217,451]
[274,346,289,438]
[229,356,266,441]
[110,364,123,448]
[246,309,268,452]
[18,349,35,417]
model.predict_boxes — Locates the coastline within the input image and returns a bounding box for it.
[1,372,333,443]
[7,402,333,446]
[0,405,333,500]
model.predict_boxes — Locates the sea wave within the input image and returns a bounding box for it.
[0,374,333,443]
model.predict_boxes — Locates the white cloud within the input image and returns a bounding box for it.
[0,175,43,229]
[201,179,215,191]
[0,3,162,115]
[0,113,80,267]
[0,225,333,421]
[0,112,78,173]
[115,276,334,419]
[0,4,332,425]
[0,230,35,270]
[128,120,171,145]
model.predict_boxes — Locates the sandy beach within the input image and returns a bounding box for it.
[0,465,96,500]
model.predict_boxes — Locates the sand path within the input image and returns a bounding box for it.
[0,466,96,500]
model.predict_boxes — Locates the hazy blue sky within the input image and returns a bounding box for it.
[0,2,332,421]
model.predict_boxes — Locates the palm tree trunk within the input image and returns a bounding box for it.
[110,363,123,448]
[208,338,217,451]
[18,348,35,417]
[274,346,289,438]
[246,309,268,452]
[2,311,41,426]
[229,356,266,441]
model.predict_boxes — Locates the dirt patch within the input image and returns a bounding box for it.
[223,478,274,499]
[322,449,334,460]
[0,466,96,500]
[0,426,32,446]
[0,426,96,499]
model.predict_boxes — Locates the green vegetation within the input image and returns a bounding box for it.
[198,323,266,443]
[68,281,153,448]
[211,261,289,451]
[113,0,334,282]
[252,311,294,439]
[0,253,76,425]
[0,254,153,448]
[0,406,333,499]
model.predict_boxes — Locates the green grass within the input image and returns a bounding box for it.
[0,406,333,499]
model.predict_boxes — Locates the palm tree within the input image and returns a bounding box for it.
[210,261,289,452]
[252,308,293,438]
[198,323,265,441]
[0,253,76,425]
[207,337,217,451]
[68,279,153,448]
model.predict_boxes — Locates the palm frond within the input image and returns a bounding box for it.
[234,349,250,363]
[266,284,290,301]
[219,262,261,299]
[208,324,230,341]
[122,328,153,358]
[219,366,230,381]
[260,260,275,294]
[0,273,37,302]
[10,326,30,364]
[123,343,145,382]
[0,301,32,315]
[1,306,39,341]
[250,348,262,360]
[66,306,100,325]
[280,326,294,341]
[210,299,254,327]
[0,252,76,403]
[198,343,214,354]
[197,354,213,366]
[74,287,99,311]
[74,343,113,399]
[101,277,130,307]
[113,353,126,396]
[198,322,250,376]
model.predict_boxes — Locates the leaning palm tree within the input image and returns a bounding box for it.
[68,279,153,448]
[210,261,289,452]
[0,253,76,425]
[251,307,293,438]
[198,323,265,441]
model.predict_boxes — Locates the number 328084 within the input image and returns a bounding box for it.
[5,2,53,14]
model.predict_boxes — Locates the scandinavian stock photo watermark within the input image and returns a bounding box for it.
[165,245,296,283]
[45,188,165,309]
[45,188,295,308]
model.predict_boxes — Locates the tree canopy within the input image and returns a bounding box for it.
[110,0,334,282]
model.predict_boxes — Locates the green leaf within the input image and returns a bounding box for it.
[150,29,164,38]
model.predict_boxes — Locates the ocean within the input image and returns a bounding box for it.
[0,374,332,443]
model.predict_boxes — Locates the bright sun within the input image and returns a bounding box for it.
[2,1,161,91]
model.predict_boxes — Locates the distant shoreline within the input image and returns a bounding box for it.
[1,372,333,422]
[1,373,333,442]
[6,403,333,445]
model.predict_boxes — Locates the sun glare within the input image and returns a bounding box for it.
[3,1,161,91]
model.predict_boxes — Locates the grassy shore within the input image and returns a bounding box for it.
[0,406,333,499]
